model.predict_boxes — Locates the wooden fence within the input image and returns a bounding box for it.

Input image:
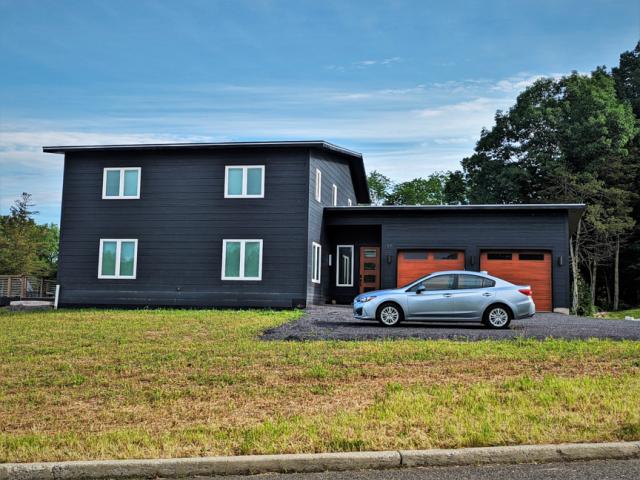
[0,276,57,299]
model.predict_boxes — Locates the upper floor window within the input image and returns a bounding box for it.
[315,168,322,202]
[332,184,338,206]
[102,167,140,199]
[225,166,265,198]
[222,239,263,280]
[98,239,138,279]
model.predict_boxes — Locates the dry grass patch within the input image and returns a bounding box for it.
[1,308,639,462]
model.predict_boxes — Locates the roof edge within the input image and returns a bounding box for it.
[42,140,363,159]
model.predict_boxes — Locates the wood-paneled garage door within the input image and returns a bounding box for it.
[397,250,465,287]
[480,251,552,311]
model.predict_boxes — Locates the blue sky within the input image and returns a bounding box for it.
[1,0,638,224]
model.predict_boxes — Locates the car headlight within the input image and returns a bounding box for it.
[358,295,377,303]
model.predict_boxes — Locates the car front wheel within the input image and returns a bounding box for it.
[484,305,512,329]
[377,303,403,327]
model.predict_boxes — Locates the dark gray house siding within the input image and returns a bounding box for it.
[325,209,573,309]
[47,140,580,312]
[306,150,358,305]
[57,148,311,307]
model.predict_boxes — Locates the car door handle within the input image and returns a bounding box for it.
[443,293,452,297]
[482,292,492,297]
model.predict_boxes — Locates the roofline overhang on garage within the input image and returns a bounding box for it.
[325,204,586,235]
[42,140,371,204]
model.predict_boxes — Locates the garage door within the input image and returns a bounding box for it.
[397,250,465,287]
[480,251,552,311]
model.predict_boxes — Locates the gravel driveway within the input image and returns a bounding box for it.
[262,305,640,341]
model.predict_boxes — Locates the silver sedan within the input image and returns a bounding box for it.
[353,270,535,328]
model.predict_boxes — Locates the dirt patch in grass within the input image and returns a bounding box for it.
[1,308,639,462]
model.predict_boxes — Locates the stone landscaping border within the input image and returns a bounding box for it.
[2,441,639,479]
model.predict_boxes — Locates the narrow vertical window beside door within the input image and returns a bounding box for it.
[336,245,354,287]
[311,242,321,283]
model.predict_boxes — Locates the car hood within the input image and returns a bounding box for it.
[355,289,403,300]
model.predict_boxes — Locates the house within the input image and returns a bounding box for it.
[44,141,584,312]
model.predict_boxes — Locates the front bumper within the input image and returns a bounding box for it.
[353,300,376,320]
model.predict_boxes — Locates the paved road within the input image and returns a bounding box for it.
[262,305,640,341]
[190,459,640,479]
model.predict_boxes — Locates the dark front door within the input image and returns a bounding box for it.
[359,246,380,294]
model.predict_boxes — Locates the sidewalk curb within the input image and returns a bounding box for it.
[1,441,639,479]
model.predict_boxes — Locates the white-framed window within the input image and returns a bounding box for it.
[98,239,138,279]
[222,239,263,280]
[336,245,354,287]
[332,184,338,206]
[347,198,352,206]
[311,242,321,284]
[224,165,265,198]
[315,168,322,202]
[102,167,141,199]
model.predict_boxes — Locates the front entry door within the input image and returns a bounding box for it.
[359,246,380,294]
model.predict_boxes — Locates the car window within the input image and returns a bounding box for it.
[410,274,456,292]
[457,274,485,289]
[482,278,496,288]
[456,275,496,289]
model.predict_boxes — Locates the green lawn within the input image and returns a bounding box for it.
[0,308,639,463]
[602,308,640,319]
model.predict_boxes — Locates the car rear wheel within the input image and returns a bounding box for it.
[484,305,512,329]
[377,302,403,327]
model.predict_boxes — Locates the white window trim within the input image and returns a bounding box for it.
[221,239,263,281]
[311,242,322,284]
[98,239,138,279]
[335,244,354,287]
[102,167,141,199]
[224,165,265,198]
[347,198,352,206]
[315,168,322,202]
[332,184,338,206]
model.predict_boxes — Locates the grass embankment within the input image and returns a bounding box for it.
[1,308,639,462]
[602,308,640,319]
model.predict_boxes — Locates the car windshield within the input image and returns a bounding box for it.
[400,276,430,290]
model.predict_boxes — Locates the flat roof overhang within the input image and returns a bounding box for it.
[325,204,586,234]
[42,140,370,204]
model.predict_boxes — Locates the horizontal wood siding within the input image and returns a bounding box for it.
[326,210,571,309]
[306,150,357,305]
[58,149,309,307]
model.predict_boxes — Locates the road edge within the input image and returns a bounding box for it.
[2,441,639,479]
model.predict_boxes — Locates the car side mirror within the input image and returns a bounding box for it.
[416,285,426,294]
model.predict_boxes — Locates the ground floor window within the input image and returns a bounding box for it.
[312,242,321,284]
[222,239,263,280]
[98,239,138,279]
[336,245,354,286]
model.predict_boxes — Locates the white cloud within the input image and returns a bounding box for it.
[1,70,566,221]
[327,56,403,71]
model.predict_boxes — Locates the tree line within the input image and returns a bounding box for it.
[0,193,59,278]
[368,42,640,313]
